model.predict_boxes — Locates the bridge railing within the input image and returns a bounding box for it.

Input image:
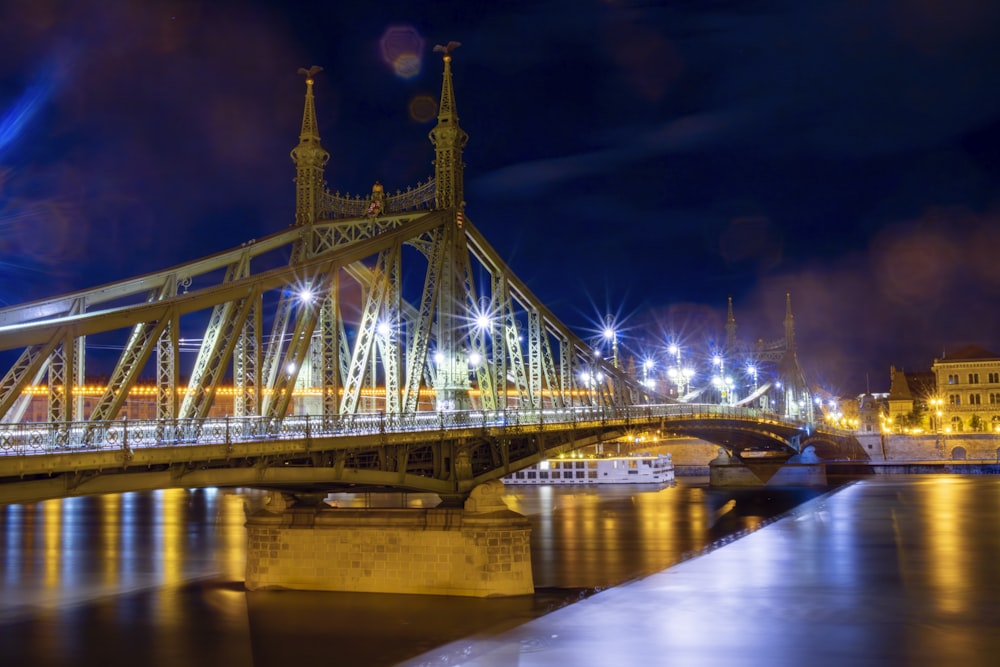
[0,403,790,458]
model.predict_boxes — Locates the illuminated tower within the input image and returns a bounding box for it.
[725,295,737,354]
[776,292,814,422]
[429,41,473,411]
[291,66,330,228]
[429,41,468,210]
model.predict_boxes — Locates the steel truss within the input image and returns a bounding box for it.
[0,209,650,426]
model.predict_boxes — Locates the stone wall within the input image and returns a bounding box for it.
[862,433,1000,462]
[245,506,534,597]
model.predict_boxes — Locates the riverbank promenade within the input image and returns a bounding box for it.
[402,475,1000,666]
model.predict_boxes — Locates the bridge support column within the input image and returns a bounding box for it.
[709,446,827,487]
[244,480,533,597]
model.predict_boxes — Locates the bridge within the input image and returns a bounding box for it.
[0,47,863,504]
[0,46,864,595]
[0,403,819,505]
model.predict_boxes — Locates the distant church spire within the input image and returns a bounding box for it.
[429,42,468,211]
[725,295,737,353]
[291,65,330,227]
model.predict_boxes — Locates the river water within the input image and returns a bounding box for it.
[0,480,828,666]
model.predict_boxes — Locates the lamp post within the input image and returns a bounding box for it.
[642,359,654,394]
[713,355,724,404]
[668,343,683,398]
[603,316,619,369]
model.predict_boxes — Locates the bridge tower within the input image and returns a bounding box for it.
[774,293,814,422]
[428,42,473,411]
[727,293,815,423]
[291,65,331,228]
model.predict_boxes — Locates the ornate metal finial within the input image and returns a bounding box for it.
[433,41,462,58]
[297,65,323,82]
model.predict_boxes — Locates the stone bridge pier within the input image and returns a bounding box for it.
[244,480,534,597]
[708,445,827,487]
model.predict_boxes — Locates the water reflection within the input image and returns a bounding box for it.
[0,481,828,666]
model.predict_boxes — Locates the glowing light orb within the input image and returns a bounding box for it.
[380,25,425,79]
[408,94,437,123]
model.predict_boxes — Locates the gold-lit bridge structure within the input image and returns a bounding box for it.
[0,49,863,505]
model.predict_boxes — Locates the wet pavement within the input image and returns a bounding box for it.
[400,476,1000,666]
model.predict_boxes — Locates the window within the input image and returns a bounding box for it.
[970,394,982,405]
[989,373,999,383]
[990,393,1000,405]
[948,374,959,385]
[969,373,980,384]
[949,394,961,406]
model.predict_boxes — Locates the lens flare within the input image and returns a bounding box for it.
[0,76,53,156]
[379,25,425,79]
[408,94,437,123]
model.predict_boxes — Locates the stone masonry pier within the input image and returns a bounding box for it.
[244,483,533,597]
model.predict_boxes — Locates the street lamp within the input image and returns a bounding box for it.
[713,354,724,404]
[667,343,683,398]
[603,316,619,368]
[642,358,655,391]
[682,367,695,396]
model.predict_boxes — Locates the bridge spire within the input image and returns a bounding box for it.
[783,292,796,354]
[725,295,737,354]
[291,66,330,227]
[429,42,468,211]
[776,292,813,423]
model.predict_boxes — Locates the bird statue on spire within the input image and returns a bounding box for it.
[297,65,323,81]
[433,41,461,56]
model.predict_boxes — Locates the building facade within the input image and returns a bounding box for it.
[931,345,1000,433]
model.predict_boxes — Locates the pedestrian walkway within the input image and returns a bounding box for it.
[400,476,1000,666]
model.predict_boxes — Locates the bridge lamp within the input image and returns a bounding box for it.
[376,321,392,338]
[602,317,619,369]
[468,351,482,367]
[682,367,695,395]
[433,351,445,365]
[297,287,315,304]
[642,359,655,389]
[475,313,491,331]
[286,362,296,375]
[747,364,758,390]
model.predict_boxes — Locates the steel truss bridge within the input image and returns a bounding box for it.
[0,403,818,505]
[0,48,864,504]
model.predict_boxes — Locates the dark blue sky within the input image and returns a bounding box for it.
[1,0,999,395]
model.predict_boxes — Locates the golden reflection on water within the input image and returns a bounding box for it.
[918,476,968,615]
[100,494,120,586]
[219,490,248,582]
[43,499,60,590]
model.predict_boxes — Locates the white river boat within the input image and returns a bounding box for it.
[503,453,674,485]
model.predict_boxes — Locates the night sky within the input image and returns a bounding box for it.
[1,0,999,396]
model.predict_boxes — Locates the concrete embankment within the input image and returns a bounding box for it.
[828,461,1000,475]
